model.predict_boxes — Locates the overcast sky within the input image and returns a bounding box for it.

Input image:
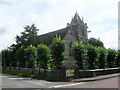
[0,0,119,50]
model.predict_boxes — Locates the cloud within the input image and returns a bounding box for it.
[0,0,119,50]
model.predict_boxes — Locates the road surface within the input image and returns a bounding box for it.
[1,73,119,89]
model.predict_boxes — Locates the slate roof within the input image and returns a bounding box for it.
[39,27,70,45]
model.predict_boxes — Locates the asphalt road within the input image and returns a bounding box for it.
[1,73,119,89]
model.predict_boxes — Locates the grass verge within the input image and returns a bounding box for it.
[2,70,67,82]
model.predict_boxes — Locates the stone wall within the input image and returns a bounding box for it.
[2,67,66,79]
[74,68,120,78]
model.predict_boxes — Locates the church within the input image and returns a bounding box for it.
[39,12,88,68]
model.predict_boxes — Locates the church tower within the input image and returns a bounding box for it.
[68,12,88,43]
[64,12,88,68]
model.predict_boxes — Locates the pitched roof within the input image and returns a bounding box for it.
[39,27,70,45]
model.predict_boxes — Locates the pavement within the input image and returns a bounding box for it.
[71,73,120,82]
[1,73,120,88]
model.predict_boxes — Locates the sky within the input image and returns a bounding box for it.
[0,0,119,50]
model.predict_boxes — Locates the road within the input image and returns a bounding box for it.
[1,73,119,89]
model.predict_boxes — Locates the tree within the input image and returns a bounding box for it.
[107,48,117,68]
[86,44,100,69]
[88,37,104,47]
[98,47,108,69]
[16,24,40,47]
[16,46,26,68]
[116,50,120,67]
[2,49,11,67]
[50,36,66,70]
[37,44,51,70]
[24,45,37,68]
[72,41,88,70]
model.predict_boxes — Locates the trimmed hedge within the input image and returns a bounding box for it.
[86,44,99,69]
[37,44,51,69]
[72,42,119,70]
[98,47,108,69]
[50,36,66,70]
[107,49,117,68]
[72,42,88,70]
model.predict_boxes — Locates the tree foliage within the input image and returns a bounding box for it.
[86,44,99,69]
[72,42,88,70]
[16,46,26,68]
[116,50,120,67]
[50,36,66,70]
[98,47,108,69]
[107,49,117,68]
[37,44,51,69]
[16,24,40,47]
[24,45,37,68]
[88,37,104,47]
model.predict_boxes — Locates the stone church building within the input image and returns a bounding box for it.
[39,12,88,68]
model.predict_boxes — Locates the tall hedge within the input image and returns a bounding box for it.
[98,47,108,69]
[16,46,26,68]
[116,50,120,67]
[72,42,88,70]
[86,44,99,69]
[37,44,51,69]
[2,49,11,67]
[24,45,37,68]
[50,36,66,70]
[107,48,117,68]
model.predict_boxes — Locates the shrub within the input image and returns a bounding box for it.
[72,42,88,70]
[37,44,51,70]
[98,47,108,69]
[116,50,120,67]
[50,36,66,70]
[107,48,117,68]
[2,49,11,67]
[24,45,37,68]
[16,46,26,68]
[86,44,99,69]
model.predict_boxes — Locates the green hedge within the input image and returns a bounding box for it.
[37,44,51,69]
[72,42,88,70]
[98,47,108,69]
[107,49,117,68]
[50,36,66,70]
[86,44,99,69]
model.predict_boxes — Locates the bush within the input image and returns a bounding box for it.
[72,42,88,70]
[24,45,37,68]
[107,48,117,68]
[98,47,108,69]
[16,46,26,68]
[50,36,66,70]
[86,44,99,69]
[37,44,51,69]
[116,50,120,67]
[2,49,11,67]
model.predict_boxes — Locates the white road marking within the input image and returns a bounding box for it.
[50,82,85,88]
[27,81,44,86]
[1,76,7,77]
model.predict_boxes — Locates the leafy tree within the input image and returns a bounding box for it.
[107,48,117,68]
[88,37,104,47]
[116,50,120,67]
[98,47,108,69]
[86,44,100,69]
[72,42,88,70]
[2,49,11,67]
[16,24,40,47]
[50,36,66,70]
[24,45,37,68]
[16,46,26,68]
[37,44,51,70]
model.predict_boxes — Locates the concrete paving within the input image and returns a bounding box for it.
[1,73,120,89]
